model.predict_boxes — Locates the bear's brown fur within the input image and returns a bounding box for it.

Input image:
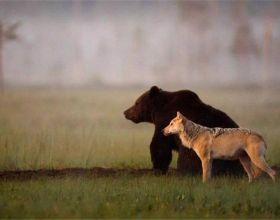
[124,86,243,175]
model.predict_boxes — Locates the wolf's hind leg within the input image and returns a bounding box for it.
[239,156,254,183]
[250,163,262,179]
[250,156,276,182]
[246,142,276,182]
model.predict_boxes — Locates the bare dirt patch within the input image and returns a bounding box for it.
[0,167,178,180]
[0,165,279,181]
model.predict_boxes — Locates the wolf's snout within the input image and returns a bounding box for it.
[162,128,169,136]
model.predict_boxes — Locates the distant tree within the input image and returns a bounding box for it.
[231,0,258,58]
[0,20,20,90]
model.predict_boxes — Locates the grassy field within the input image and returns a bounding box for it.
[0,86,280,218]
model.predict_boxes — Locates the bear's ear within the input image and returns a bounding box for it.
[149,86,161,98]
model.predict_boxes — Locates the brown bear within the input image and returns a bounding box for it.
[124,86,244,175]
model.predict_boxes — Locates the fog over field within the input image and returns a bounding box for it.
[0,0,280,87]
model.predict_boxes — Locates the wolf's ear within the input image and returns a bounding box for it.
[177,112,186,123]
[177,111,183,118]
[149,86,161,98]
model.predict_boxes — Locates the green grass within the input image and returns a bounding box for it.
[0,87,280,218]
[1,176,280,218]
[0,88,154,170]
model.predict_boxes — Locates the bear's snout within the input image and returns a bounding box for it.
[124,107,142,123]
[123,108,132,119]
[124,108,135,120]
[123,109,128,117]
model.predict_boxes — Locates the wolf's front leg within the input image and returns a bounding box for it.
[201,158,212,183]
[207,159,213,180]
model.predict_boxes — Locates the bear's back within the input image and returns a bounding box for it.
[157,89,238,129]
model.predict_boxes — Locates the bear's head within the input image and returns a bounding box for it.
[124,86,161,123]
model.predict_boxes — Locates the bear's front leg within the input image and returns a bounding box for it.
[177,145,202,174]
[150,128,173,174]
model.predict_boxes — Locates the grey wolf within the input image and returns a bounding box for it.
[163,112,276,183]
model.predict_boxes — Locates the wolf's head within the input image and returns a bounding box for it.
[163,112,186,136]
